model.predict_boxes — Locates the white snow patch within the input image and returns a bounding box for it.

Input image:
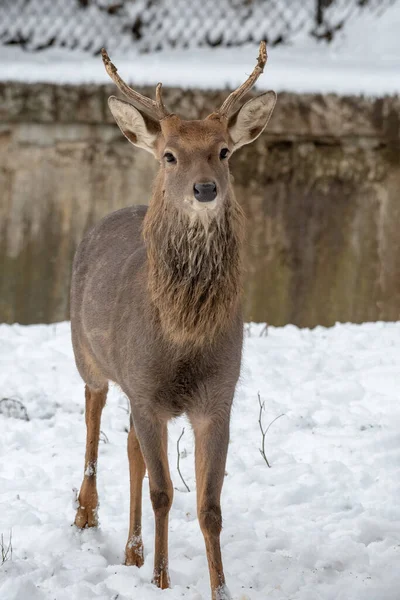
[84,461,97,478]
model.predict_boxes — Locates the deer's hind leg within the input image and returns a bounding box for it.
[125,414,146,567]
[74,384,108,528]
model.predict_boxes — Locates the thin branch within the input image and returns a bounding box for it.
[118,397,130,414]
[258,392,285,468]
[265,413,285,436]
[258,393,270,467]
[1,531,12,565]
[99,430,109,444]
[176,428,190,492]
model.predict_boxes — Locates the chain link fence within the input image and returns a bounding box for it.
[0,0,396,54]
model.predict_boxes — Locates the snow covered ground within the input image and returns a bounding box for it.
[1,3,400,95]
[1,321,400,599]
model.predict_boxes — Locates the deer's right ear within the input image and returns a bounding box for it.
[108,96,160,156]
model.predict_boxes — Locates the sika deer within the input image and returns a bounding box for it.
[71,43,276,600]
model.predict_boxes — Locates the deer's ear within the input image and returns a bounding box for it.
[228,91,276,152]
[108,96,160,156]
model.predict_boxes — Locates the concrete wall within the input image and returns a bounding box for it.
[1,82,399,326]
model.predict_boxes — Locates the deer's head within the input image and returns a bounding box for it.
[102,43,276,218]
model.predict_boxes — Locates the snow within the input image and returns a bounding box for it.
[1,320,400,599]
[1,3,400,95]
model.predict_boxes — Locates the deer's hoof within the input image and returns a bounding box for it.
[152,567,170,590]
[213,584,232,600]
[74,505,98,529]
[125,537,144,567]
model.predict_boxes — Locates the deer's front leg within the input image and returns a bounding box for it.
[125,414,146,567]
[130,405,173,589]
[190,410,232,600]
[74,384,107,528]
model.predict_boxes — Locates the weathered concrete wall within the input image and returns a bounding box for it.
[1,82,399,326]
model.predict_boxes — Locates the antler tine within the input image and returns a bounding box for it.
[155,82,167,116]
[101,48,169,120]
[218,41,268,119]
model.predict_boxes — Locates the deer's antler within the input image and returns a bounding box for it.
[101,48,169,120]
[217,41,267,119]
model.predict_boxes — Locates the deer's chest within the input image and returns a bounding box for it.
[153,357,214,417]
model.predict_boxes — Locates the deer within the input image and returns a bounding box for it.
[71,42,276,600]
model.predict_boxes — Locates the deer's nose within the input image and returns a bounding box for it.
[193,182,217,203]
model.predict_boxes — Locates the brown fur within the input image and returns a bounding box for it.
[143,172,244,348]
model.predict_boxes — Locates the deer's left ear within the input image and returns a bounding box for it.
[228,91,277,152]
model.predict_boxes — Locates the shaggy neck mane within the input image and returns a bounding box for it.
[143,183,244,348]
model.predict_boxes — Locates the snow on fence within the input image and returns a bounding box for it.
[0,0,394,54]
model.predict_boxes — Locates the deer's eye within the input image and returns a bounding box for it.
[219,148,229,160]
[164,152,176,164]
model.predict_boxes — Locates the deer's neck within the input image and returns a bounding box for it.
[143,189,244,348]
